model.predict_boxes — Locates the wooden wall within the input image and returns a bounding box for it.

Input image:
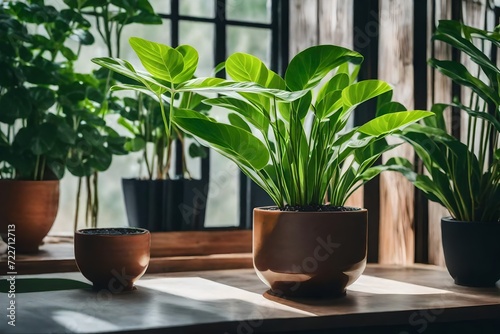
[378,0,416,265]
[289,0,496,265]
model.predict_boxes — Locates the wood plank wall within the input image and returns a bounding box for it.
[378,0,416,265]
[289,0,495,265]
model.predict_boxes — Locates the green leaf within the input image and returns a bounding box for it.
[174,44,199,82]
[31,123,57,155]
[203,97,269,130]
[71,28,94,45]
[376,101,407,116]
[173,108,269,170]
[177,78,306,102]
[124,137,146,152]
[228,113,252,133]
[226,52,269,86]
[0,88,32,124]
[358,110,434,136]
[92,57,167,95]
[317,73,349,103]
[428,59,499,106]
[285,45,363,91]
[188,143,207,158]
[129,37,184,83]
[29,87,56,111]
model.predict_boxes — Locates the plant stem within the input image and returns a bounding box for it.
[85,176,91,227]
[74,177,82,231]
[92,172,98,228]
[34,155,40,181]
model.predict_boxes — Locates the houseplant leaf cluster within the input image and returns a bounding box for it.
[93,38,220,180]
[94,39,432,210]
[173,45,433,209]
[386,20,499,223]
[0,0,96,180]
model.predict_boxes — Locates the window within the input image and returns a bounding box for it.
[51,0,289,234]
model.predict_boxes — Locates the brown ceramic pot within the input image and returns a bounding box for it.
[74,228,151,292]
[253,207,367,298]
[0,180,59,253]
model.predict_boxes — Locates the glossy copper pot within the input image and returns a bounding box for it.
[253,207,367,298]
[74,228,151,292]
[0,180,59,253]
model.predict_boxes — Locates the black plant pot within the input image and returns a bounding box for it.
[441,217,500,287]
[122,178,208,232]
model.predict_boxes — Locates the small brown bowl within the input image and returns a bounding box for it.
[74,227,150,292]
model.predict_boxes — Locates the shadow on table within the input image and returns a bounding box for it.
[0,278,91,293]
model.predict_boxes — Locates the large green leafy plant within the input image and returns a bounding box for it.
[94,39,431,209]
[0,0,94,180]
[385,20,499,222]
[172,46,432,209]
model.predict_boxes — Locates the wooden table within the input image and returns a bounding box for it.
[1,265,499,333]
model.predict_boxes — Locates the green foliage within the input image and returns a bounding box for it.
[0,0,93,180]
[385,20,499,222]
[94,39,431,209]
[174,46,432,208]
[93,38,211,179]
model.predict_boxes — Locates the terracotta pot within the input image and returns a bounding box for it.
[253,207,367,298]
[442,217,500,287]
[0,180,59,253]
[74,227,151,292]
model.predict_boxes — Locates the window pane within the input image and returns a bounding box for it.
[180,0,215,18]
[226,0,271,23]
[179,21,214,76]
[204,107,240,228]
[227,26,271,66]
[149,0,171,14]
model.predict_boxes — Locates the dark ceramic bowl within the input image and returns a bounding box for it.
[74,227,151,292]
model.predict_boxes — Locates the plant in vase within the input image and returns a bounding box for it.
[93,38,213,232]
[0,0,94,252]
[171,46,433,297]
[384,20,499,287]
[118,91,211,232]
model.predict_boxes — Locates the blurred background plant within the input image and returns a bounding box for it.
[386,20,499,223]
[64,0,162,228]
[0,0,94,181]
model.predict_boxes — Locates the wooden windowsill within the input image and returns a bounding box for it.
[0,230,253,275]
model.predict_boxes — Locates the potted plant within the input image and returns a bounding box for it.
[118,91,211,232]
[93,38,212,232]
[383,20,499,287]
[171,46,432,297]
[0,0,94,252]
